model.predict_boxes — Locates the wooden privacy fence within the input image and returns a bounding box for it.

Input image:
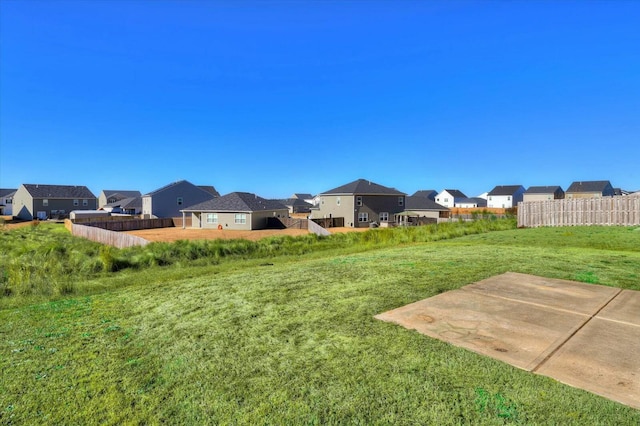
[518,196,640,228]
[66,220,150,248]
[75,218,174,232]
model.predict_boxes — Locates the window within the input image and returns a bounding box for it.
[444,198,449,203]
[379,212,389,222]
[507,196,511,201]
[83,199,88,206]
[43,199,48,206]
[6,198,11,204]
[356,196,362,206]
[358,212,369,222]
[398,196,404,206]
[206,213,218,224]
[73,199,79,206]
[234,213,246,224]
[177,197,183,206]
[336,197,341,206]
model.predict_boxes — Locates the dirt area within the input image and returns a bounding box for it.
[124,225,370,242]
[2,219,35,230]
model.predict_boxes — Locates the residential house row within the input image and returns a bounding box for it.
[2,179,632,230]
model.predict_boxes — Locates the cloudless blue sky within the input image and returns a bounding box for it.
[2,1,639,198]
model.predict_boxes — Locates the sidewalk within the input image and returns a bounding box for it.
[375,272,640,409]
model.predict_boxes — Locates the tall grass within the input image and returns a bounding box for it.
[1,220,515,299]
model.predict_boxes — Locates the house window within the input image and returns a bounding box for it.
[43,199,48,206]
[398,197,404,206]
[356,196,362,206]
[177,197,183,206]
[6,198,11,204]
[83,199,88,206]
[379,212,389,222]
[73,199,79,206]
[206,213,218,224]
[234,213,246,224]
[358,212,369,222]
[444,198,449,203]
[336,197,341,206]
[507,196,511,201]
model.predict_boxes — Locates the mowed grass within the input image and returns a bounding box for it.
[1,224,640,424]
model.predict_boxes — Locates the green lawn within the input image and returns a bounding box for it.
[1,223,639,424]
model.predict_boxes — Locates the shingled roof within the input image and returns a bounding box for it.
[182,192,287,212]
[488,185,524,196]
[525,186,563,194]
[0,188,17,198]
[442,189,467,199]
[321,179,405,196]
[566,181,612,193]
[103,190,141,199]
[22,184,96,199]
[405,196,449,211]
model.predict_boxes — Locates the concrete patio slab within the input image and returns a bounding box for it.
[375,272,640,410]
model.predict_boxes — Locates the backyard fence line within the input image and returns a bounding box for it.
[65,220,150,248]
[73,218,174,232]
[307,219,331,236]
[518,196,640,228]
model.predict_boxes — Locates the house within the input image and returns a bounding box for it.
[103,196,143,215]
[411,190,438,200]
[278,198,313,214]
[523,186,565,202]
[397,196,450,225]
[291,193,315,205]
[98,190,142,208]
[455,197,488,208]
[309,179,406,228]
[487,185,525,208]
[181,192,289,230]
[13,184,97,220]
[142,180,217,219]
[0,188,16,216]
[565,181,615,199]
[435,189,467,208]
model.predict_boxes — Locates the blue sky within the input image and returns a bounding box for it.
[2,1,639,198]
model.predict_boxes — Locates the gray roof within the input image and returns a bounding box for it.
[104,196,142,209]
[412,190,437,199]
[566,180,612,193]
[405,196,449,211]
[102,190,141,198]
[292,193,313,200]
[488,185,525,196]
[0,188,17,198]
[198,185,220,197]
[182,192,288,212]
[321,179,406,196]
[525,186,563,194]
[22,184,96,199]
[442,189,467,199]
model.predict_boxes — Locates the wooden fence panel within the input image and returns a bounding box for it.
[518,196,640,228]
[67,221,149,248]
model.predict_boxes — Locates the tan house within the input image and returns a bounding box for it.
[565,181,614,199]
[181,192,288,230]
[310,179,406,228]
[397,196,450,225]
[13,184,97,220]
[523,186,565,202]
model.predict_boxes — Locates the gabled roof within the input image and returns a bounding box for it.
[102,190,141,198]
[144,180,213,197]
[182,192,288,212]
[321,179,405,196]
[21,184,96,199]
[104,196,142,209]
[292,193,313,200]
[412,190,437,199]
[441,189,467,198]
[488,185,525,196]
[198,186,220,197]
[405,196,449,211]
[0,188,17,198]
[566,180,612,193]
[525,186,563,194]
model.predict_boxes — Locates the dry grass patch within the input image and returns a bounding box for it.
[125,227,310,242]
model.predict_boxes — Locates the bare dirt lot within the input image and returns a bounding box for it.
[125,226,369,242]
